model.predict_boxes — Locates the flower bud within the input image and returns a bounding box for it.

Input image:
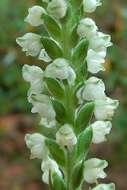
[83,0,102,13]
[16,33,42,57]
[41,157,62,184]
[89,32,112,51]
[86,48,106,74]
[47,0,67,19]
[25,6,45,26]
[92,183,115,190]
[94,97,119,120]
[84,158,108,184]
[91,121,112,144]
[56,124,77,149]
[77,77,106,103]
[77,18,98,39]
[45,58,76,85]
[25,133,47,159]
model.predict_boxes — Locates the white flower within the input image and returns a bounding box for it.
[40,117,56,128]
[16,33,42,57]
[25,6,45,26]
[25,133,47,159]
[89,32,112,51]
[45,58,76,85]
[22,64,44,95]
[94,97,119,120]
[77,77,106,103]
[87,48,106,74]
[41,157,62,184]
[91,121,112,144]
[29,94,56,121]
[47,0,67,19]
[77,18,98,39]
[84,158,108,184]
[56,124,77,149]
[92,183,115,190]
[83,0,102,13]
[39,49,52,63]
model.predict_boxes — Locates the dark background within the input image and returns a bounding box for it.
[0,0,127,189]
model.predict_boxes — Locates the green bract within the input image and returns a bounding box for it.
[16,0,119,189]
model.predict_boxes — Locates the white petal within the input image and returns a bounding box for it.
[16,33,42,57]
[25,6,45,26]
[83,0,102,13]
[47,0,67,19]
[56,124,77,148]
[77,77,106,102]
[45,58,76,85]
[87,49,106,73]
[92,183,115,190]
[94,97,119,120]
[84,158,108,183]
[92,121,112,144]
[77,18,98,39]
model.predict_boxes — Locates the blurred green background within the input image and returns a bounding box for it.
[0,0,127,189]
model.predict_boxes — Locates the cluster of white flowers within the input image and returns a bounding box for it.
[16,0,119,189]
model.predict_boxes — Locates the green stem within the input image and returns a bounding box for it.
[66,150,73,190]
[64,85,75,125]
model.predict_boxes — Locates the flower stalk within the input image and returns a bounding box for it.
[16,0,119,190]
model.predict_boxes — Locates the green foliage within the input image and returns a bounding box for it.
[75,102,94,134]
[41,37,63,59]
[45,77,65,99]
[1,0,127,189]
[43,14,62,40]
[71,39,88,66]
[51,99,66,123]
[73,127,93,162]
[52,173,67,190]
[71,161,84,189]
[45,139,66,167]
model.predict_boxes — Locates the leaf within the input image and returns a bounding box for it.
[71,161,84,189]
[73,127,93,162]
[75,188,81,190]
[72,39,88,65]
[52,173,67,190]
[45,139,66,167]
[39,126,57,139]
[76,60,88,83]
[43,14,62,40]
[75,102,94,134]
[71,0,83,7]
[41,37,63,59]
[69,25,79,47]
[45,77,65,99]
[51,99,66,123]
